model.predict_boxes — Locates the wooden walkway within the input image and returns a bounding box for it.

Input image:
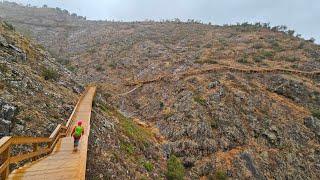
[6,86,97,180]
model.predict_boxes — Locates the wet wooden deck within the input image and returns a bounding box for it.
[7,86,96,180]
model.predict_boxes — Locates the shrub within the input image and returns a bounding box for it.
[120,141,135,155]
[194,95,206,106]
[41,67,59,80]
[287,30,295,36]
[269,40,284,52]
[252,43,263,49]
[166,155,185,180]
[108,62,117,69]
[204,43,213,48]
[311,109,320,119]
[210,118,218,129]
[142,161,154,172]
[253,55,264,63]
[260,50,274,58]
[237,54,249,64]
[284,56,300,62]
[95,65,104,71]
[214,170,228,180]
[3,21,15,31]
[159,102,164,109]
[218,38,228,46]
[308,38,316,43]
[67,65,76,72]
[0,63,8,73]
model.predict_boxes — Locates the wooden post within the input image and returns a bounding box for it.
[32,143,38,161]
[1,147,10,180]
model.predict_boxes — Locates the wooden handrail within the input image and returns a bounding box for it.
[66,87,90,134]
[0,137,11,155]
[0,86,89,180]
[11,137,51,145]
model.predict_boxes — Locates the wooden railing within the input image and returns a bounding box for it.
[0,87,90,180]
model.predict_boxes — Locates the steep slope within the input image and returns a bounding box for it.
[1,2,320,179]
[0,21,80,138]
[0,16,168,179]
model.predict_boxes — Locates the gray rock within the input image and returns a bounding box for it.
[0,118,11,135]
[73,85,84,94]
[304,116,320,141]
[0,34,8,47]
[208,80,220,89]
[0,98,18,135]
[240,152,265,180]
[0,98,18,121]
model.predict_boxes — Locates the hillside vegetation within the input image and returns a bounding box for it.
[1,1,320,179]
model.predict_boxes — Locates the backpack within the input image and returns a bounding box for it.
[74,126,84,137]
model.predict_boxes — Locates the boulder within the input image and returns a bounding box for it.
[304,116,320,142]
[0,98,18,135]
[0,34,8,47]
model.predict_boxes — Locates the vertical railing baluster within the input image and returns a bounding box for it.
[32,143,38,161]
[1,146,10,180]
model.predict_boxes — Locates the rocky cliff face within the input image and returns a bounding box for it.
[1,2,320,179]
[0,21,80,138]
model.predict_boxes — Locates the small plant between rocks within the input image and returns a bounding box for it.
[166,155,185,180]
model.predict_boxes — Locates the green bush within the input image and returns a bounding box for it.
[260,50,274,58]
[108,62,117,69]
[254,50,274,62]
[311,109,320,119]
[253,55,264,63]
[166,155,185,180]
[160,101,164,109]
[252,43,263,49]
[3,21,15,31]
[120,141,135,155]
[142,161,154,172]
[284,56,300,62]
[95,65,104,71]
[237,55,249,64]
[41,67,59,80]
[194,95,206,106]
[287,30,295,36]
[214,170,227,180]
[67,65,76,72]
[0,63,8,73]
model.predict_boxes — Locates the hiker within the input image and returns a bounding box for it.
[71,121,84,150]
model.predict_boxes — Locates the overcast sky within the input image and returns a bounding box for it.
[5,0,320,43]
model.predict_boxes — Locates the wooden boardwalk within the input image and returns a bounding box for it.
[7,86,96,180]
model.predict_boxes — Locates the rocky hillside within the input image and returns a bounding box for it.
[1,1,320,179]
[0,21,80,138]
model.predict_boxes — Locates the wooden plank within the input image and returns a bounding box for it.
[6,86,97,180]
[0,147,10,179]
[79,86,96,180]
[11,137,50,145]
[0,136,12,154]
[0,159,9,174]
[10,148,50,163]
[66,88,89,132]
[49,134,65,151]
